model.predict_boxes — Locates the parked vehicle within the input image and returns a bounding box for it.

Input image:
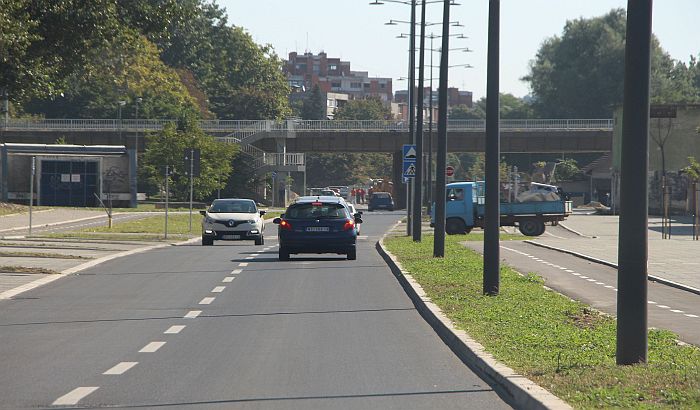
[273,196,363,260]
[431,181,572,236]
[367,192,394,211]
[200,199,266,245]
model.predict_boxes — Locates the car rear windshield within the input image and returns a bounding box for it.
[286,203,348,219]
[373,193,390,199]
[209,200,256,213]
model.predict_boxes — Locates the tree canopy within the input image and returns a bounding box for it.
[448,93,534,119]
[523,8,700,118]
[1,0,290,120]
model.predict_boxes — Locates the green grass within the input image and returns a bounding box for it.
[384,234,700,409]
[40,214,201,241]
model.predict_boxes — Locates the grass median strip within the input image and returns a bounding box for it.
[39,214,201,241]
[384,234,700,409]
[0,266,59,274]
[0,251,92,259]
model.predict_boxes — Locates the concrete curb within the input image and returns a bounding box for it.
[376,232,572,410]
[556,222,593,238]
[0,237,200,301]
[524,240,700,296]
[0,213,108,234]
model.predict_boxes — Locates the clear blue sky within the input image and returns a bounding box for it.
[220,1,699,100]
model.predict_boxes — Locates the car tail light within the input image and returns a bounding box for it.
[343,219,355,231]
[280,220,292,230]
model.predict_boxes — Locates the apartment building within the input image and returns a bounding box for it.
[285,52,393,102]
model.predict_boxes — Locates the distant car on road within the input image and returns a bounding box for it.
[200,199,266,246]
[273,196,362,260]
[368,192,394,212]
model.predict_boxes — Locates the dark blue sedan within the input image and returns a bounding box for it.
[273,197,362,261]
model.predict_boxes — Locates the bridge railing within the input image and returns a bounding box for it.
[3,118,614,132]
[263,153,305,166]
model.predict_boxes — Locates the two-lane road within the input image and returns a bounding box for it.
[0,212,511,409]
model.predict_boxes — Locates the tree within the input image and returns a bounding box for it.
[204,26,290,119]
[449,94,534,120]
[25,29,199,119]
[301,85,326,120]
[334,97,392,120]
[553,158,583,182]
[140,117,238,201]
[523,9,698,118]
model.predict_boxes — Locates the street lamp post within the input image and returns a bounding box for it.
[433,0,452,257]
[412,0,427,241]
[135,97,142,167]
[117,100,126,145]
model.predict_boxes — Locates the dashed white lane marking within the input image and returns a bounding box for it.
[52,387,99,405]
[670,309,684,313]
[199,297,215,305]
[244,256,254,260]
[648,301,657,304]
[139,341,166,353]
[238,262,249,267]
[231,269,242,274]
[222,277,235,283]
[164,325,186,334]
[184,310,201,318]
[103,362,138,375]
[686,314,699,318]
[580,276,589,279]
[606,285,614,288]
[586,279,596,282]
[595,282,604,285]
[572,273,581,276]
[657,305,670,309]
[211,286,226,293]
[565,269,575,273]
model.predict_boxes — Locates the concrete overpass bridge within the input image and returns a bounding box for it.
[2,118,612,205]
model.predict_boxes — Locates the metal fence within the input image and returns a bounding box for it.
[3,118,614,132]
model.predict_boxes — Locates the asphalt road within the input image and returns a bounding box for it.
[464,225,700,345]
[0,211,511,409]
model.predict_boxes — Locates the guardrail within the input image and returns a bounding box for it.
[3,118,614,132]
[263,153,305,166]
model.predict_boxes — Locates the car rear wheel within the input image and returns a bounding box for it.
[202,236,214,246]
[279,247,290,261]
[255,235,264,246]
[347,247,357,260]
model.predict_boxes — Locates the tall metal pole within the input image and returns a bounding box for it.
[29,156,35,236]
[189,148,194,232]
[427,35,434,213]
[617,0,652,365]
[433,0,450,257]
[164,165,169,240]
[407,0,416,236]
[412,0,427,241]
[483,0,500,296]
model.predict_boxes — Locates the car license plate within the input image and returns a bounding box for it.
[222,234,240,239]
[306,227,329,232]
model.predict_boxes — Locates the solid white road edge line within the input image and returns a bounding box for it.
[52,387,99,406]
[103,362,138,375]
[139,341,166,353]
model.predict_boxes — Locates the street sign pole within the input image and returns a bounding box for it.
[433,0,450,258]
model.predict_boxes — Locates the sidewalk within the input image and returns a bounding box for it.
[533,213,700,291]
[0,208,106,234]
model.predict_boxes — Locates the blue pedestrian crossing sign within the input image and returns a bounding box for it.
[402,144,417,179]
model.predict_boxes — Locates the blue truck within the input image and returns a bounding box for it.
[431,181,573,236]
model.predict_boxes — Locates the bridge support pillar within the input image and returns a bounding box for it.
[392,151,406,210]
